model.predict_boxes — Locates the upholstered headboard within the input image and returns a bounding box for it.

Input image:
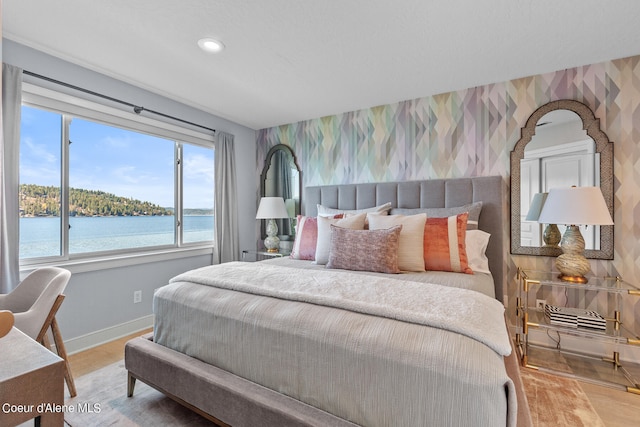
[304,176,506,303]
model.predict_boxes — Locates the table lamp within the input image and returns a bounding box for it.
[256,197,290,252]
[537,186,613,283]
[525,192,561,247]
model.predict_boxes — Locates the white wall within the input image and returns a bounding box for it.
[3,39,257,351]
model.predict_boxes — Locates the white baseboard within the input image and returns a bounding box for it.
[64,315,154,355]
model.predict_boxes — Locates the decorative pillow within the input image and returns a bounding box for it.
[368,213,427,272]
[466,229,491,274]
[326,225,402,274]
[317,202,392,217]
[290,215,318,260]
[390,201,482,230]
[423,213,472,274]
[315,213,367,265]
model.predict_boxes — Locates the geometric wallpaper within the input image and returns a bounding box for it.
[257,54,640,344]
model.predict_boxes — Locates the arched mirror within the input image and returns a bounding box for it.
[510,100,613,259]
[260,144,301,247]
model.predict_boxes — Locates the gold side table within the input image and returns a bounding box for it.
[515,267,640,394]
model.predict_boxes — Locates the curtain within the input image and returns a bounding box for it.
[1,64,23,293]
[214,131,239,263]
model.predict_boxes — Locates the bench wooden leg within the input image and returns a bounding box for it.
[128,372,137,397]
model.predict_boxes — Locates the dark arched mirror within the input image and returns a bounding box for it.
[260,144,301,248]
[510,100,614,259]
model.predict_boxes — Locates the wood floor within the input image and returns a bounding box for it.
[68,330,637,426]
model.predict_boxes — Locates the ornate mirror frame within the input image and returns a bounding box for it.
[259,144,302,238]
[510,99,614,259]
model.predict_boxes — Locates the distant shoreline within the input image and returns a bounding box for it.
[20,213,212,218]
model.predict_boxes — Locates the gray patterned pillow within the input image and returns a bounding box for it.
[317,202,392,217]
[389,201,482,230]
[326,225,402,274]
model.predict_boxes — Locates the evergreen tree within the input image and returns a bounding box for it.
[19,184,173,217]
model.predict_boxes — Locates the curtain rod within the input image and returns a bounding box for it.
[22,70,216,134]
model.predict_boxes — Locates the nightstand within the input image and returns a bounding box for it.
[515,267,640,394]
[242,249,291,261]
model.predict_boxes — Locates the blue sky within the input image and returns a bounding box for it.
[20,106,214,209]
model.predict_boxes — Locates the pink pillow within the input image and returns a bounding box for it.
[290,215,343,260]
[326,225,402,274]
[423,213,473,274]
[290,215,319,260]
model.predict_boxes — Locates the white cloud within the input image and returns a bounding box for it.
[184,153,214,184]
[22,136,57,163]
[101,135,131,149]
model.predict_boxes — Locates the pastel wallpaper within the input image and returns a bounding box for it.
[256,54,640,350]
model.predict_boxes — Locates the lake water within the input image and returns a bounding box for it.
[20,215,214,259]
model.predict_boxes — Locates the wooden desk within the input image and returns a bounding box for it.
[0,328,65,427]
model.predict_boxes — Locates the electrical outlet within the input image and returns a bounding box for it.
[536,299,546,311]
[133,290,142,304]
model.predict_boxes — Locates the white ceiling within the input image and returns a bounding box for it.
[3,1,640,130]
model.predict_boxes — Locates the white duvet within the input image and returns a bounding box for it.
[170,261,511,356]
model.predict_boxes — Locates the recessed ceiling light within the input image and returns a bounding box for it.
[198,38,225,53]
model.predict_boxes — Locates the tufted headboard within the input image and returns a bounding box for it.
[304,176,506,303]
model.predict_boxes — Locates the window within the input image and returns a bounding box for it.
[19,85,215,265]
[19,107,63,258]
[182,144,215,243]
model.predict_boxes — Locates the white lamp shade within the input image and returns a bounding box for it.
[256,197,289,219]
[538,187,613,226]
[525,192,548,221]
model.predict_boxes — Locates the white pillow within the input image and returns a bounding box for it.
[315,213,367,264]
[317,202,392,217]
[368,213,427,272]
[466,230,491,274]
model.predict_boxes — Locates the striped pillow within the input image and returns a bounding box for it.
[423,213,473,274]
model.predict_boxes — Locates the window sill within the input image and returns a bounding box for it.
[19,246,214,275]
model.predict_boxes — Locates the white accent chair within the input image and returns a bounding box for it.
[0,267,77,397]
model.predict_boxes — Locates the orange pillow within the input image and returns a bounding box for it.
[423,213,473,274]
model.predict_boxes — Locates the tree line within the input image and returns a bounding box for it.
[19,184,173,217]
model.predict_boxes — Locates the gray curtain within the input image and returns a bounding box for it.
[1,64,22,293]
[214,131,239,263]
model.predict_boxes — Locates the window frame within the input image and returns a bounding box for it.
[19,83,215,272]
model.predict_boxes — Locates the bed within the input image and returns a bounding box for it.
[125,176,532,427]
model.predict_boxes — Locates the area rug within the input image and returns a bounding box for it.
[64,362,217,426]
[519,368,606,427]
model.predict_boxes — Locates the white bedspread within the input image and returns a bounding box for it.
[170,261,511,356]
